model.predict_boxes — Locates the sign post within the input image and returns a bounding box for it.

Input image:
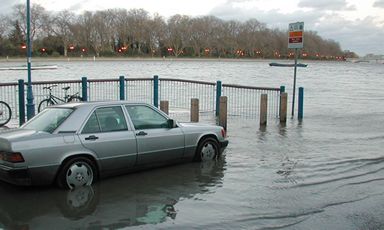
[288,22,304,117]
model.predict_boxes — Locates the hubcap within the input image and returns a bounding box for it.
[201,143,216,161]
[66,162,93,189]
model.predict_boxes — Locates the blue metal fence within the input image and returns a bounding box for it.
[0,76,282,125]
[222,84,281,118]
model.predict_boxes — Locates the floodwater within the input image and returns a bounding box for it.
[1,59,384,229]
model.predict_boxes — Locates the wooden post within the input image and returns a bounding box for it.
[219,96,227,130]
[280,92,287,123]
[191,98,199,122]
[160,100,169,115]
[260,94,268,126]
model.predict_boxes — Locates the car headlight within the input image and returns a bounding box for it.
[221,128,226,138]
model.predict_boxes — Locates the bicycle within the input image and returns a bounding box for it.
[0,101,12,127]
[38,85,83,112]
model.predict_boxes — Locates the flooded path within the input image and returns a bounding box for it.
[1,60,384,229]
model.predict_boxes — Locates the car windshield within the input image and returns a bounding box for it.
[21,108,74,133]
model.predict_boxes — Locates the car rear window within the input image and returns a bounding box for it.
[21,108,74,133]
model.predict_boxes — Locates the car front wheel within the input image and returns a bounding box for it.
[195,137,219,162]
[57,157,96,190]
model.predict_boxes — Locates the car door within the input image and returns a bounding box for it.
[125,104,185,165]
[79,106,137,174]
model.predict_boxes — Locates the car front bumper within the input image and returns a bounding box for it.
[219,140,229,154]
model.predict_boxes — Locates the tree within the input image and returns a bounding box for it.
[165,14,192,57]
[0,3,347,58]
[128,9,150,55]
[11,3,50,41]
[7,20,25,56]
[0,15,9,39]
[146,13,166,57]
[51,10,75,57]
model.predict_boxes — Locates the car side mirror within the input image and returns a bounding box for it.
[167,119,177,128]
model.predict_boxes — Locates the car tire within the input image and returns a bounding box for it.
[194,137,219,162]
[56,157,97,190]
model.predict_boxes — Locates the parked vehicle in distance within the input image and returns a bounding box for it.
[0,101,228,189]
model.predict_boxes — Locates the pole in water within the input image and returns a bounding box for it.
[298,87,304,120]
[291,48,298,117]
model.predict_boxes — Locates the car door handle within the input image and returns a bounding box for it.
[136,131,147,136]
[85,135,99,141]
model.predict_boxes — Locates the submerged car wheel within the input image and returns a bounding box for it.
[195,137,219,162]
[57,157,97,190]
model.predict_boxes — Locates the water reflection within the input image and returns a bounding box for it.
[0,160,225,229]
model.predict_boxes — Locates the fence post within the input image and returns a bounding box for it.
[280,85,285,93]
[219,96,227,130]
[18,79,25,125]
[191,98,199,122]
[153,75,159,107]
[280,92,288,123]
[119,76,125,100]
[160,100,169,115]
[81,77,88,101]
[298,87,304,120]
[260,94,268,126]
[215,80,222,116]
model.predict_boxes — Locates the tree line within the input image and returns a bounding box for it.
[0,3,357,59]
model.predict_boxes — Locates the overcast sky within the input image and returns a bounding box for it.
[1,0,384,56]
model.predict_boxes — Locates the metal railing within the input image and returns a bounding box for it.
[0,76,282,125]
[160,78,216,112]
[126,78,153,104]
[0,82,19,120]
[222,84,281,118]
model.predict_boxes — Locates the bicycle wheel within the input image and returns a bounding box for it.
[68,95,83,102]
[0,101,12,127]
[38,99,55,112]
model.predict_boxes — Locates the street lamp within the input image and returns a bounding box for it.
[26,0,35,119]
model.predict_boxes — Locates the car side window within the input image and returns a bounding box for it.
[82,106,128,133]
[126,105,168,130]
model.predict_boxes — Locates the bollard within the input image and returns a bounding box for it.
[18,79,25,125]
[219,96,227,130]
[279,92,288,123]
[160,100,169,115]
[298,87,304,120]
[81,77,88,101]
[119,76,125,100]
[191,98,199,122]
[153,75,159,108]
[260,94,268,126]
[215,80,222,116]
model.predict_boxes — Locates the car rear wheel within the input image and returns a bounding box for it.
[57,157,96,190]
[195,137,219,162]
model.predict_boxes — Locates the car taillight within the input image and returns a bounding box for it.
[221,128,226,138]
[0,151,25,163]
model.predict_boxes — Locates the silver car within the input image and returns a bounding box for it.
[0,101,228,189]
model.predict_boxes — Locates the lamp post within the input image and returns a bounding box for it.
[26,0,35,119]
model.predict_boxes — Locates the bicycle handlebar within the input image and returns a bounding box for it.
[43,84,58,90]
